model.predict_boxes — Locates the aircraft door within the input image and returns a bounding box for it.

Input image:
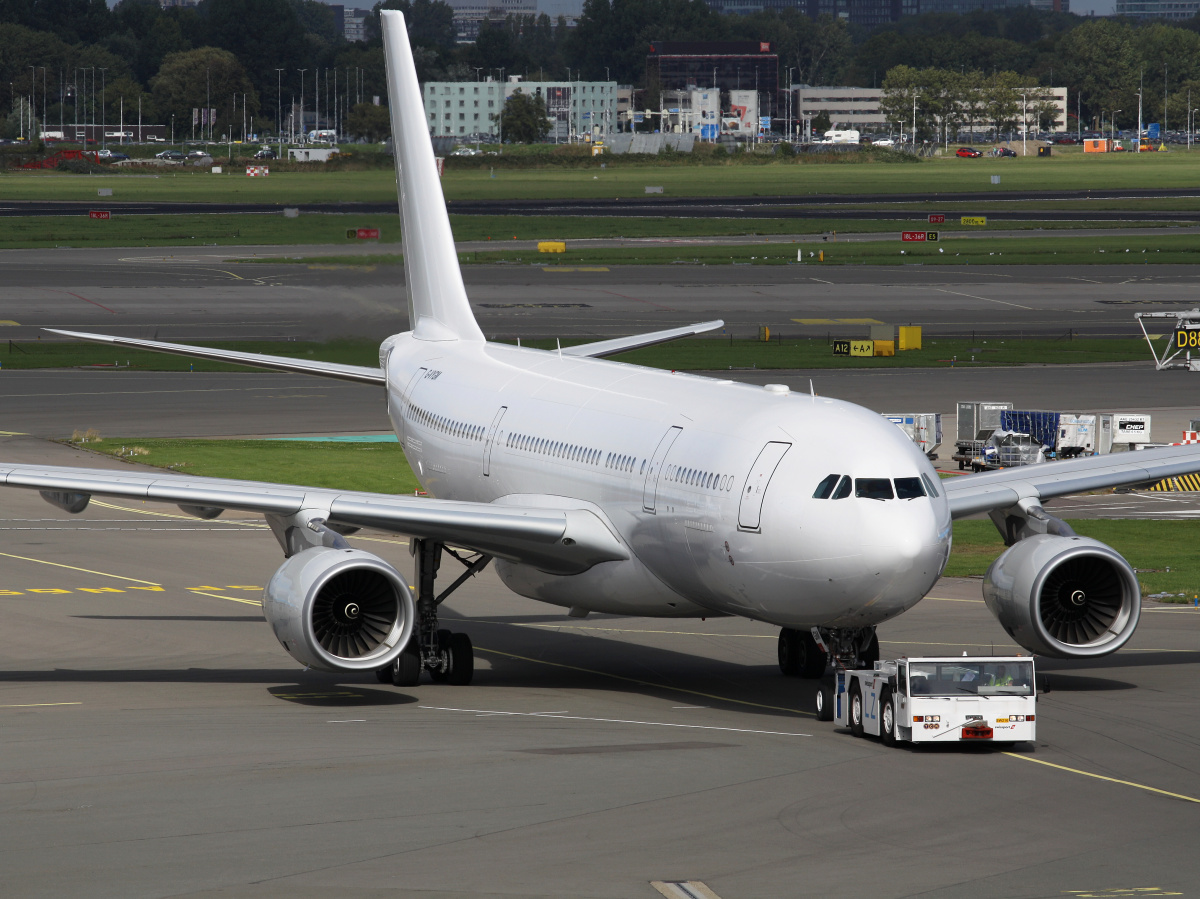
[737,441,791,531]
[642,426,682,513]
[483,406,507,476]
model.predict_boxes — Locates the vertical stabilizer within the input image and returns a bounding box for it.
[381,11,484,343]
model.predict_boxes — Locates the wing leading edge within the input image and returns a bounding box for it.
[943,443,1200,518]
[44,329,385,386]
[0,463,628,575]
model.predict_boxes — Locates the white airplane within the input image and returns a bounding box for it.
[4,12,1200,711]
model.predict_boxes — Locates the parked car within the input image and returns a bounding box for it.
[253,147,277,159]
[872,137,895,147]
[955,147,982,158]
[154,149,184,160]
[96,149,129,162]
[995,147,1017,157]
[186,150,211,159]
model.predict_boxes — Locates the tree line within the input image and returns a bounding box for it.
[4,0,1200,141]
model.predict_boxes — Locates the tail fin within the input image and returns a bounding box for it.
[381,11,484,343]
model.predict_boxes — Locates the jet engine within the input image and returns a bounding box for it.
[262,546,415,672]
[982,534,1140,659]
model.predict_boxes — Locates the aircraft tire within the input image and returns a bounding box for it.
[391,641,422,687]
[798,630,828,679]
[446,632,474,686]
[777,628,801,676]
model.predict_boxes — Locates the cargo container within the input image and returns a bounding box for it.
[956,401,1012,442]
[882,413,942,458]
[1099,413,1151,452]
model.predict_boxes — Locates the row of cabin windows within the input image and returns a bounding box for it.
[412,405,484,442]
[666,463,732,492]
[812,473,940,501]
[507,432,604,466]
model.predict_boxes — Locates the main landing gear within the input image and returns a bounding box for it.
[375,538,491,688]
[779,626,879,722]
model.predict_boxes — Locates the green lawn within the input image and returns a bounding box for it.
[5,336,1153,372]
[945,519,1200,601]
[80,437,419,495]
[7,151,1200,205]
[0,213,400,249]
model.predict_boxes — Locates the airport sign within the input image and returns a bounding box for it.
[961,216,987,226]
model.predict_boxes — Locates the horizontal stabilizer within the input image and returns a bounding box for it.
[561,320,724,359]
[44,329,385,386]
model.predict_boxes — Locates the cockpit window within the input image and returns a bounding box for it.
[921,473,941,498]
[855,478,894,500]
[832,476,852,499]
[813,474,841,499]
[894,477,926,500]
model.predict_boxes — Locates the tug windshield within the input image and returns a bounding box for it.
[908,661,1034,697]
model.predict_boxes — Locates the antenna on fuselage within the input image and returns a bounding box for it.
[557,338,562,360]
[809,379,817,400]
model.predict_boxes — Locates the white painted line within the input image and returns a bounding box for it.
[932,286,1033,310]
[420,706,809,737]
[327,719,366,723]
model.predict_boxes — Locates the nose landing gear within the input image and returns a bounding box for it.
[375,538,491,687]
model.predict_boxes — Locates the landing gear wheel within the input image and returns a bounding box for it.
[859,631,880,669]
[390,641,421,688]
[428,629,454,684]
[798,631,828,679]
[778,628,801,676]
[815,679,834,722]
[375,667,391,684]
[445,632,474,686]
[848,683,864,738]
[880,688,897,747]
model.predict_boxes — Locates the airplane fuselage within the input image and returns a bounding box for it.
[383,333,953,630]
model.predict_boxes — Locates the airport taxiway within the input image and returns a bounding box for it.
[0,434,1197,898]
[0,245,1198,342]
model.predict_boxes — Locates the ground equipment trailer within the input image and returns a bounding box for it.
[819,656,1037,746]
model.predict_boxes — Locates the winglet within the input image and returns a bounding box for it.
[381,10,483,343]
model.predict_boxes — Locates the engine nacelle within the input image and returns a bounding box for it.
[983,534,1140,659]
[263,546,415,673]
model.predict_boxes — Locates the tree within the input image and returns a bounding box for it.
[150,46,258,139]
[498,89,550,143]
[347,101,389,141]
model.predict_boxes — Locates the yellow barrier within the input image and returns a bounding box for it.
[537,241,566,253]
[873,340,895,357]
[898,326,922,351]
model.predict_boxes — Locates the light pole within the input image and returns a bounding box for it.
[1112,109,1120,145]
[912,92,918,153]
[786,66,794,145]
[171,113,174,146]
[99,67,106,149]
[298,68,307,142]
[1020,91,1027,157]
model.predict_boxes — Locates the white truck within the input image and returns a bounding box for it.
[817,656,1037,746]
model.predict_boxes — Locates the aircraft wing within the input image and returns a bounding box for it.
[44,329,386,386]
[942,443,1200,518]
[0,463,628,576]
[561,320,724,359]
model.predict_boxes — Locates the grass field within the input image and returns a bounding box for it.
[4,336,1152,371]
[77,436,1200,601]
[945,519,1200,601]
[0,213,400,249]
[6,152,1200,204]
[80,437,420,495]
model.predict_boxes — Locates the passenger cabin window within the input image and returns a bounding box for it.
[894,477,926,499]
[855,478,894,500]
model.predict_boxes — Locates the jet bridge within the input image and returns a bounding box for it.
[1136,309,1200,371]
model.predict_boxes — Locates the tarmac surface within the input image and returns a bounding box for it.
[0,434,1197,898]
[3,250,1200,896]
[1,245,1198,342]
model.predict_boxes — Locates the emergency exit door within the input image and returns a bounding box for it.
[738,441,791,531]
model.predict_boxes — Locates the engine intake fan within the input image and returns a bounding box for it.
[983,534,1140,659]
[263,546,415,672]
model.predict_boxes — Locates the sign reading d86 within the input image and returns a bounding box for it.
[1175,328,1200,349]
